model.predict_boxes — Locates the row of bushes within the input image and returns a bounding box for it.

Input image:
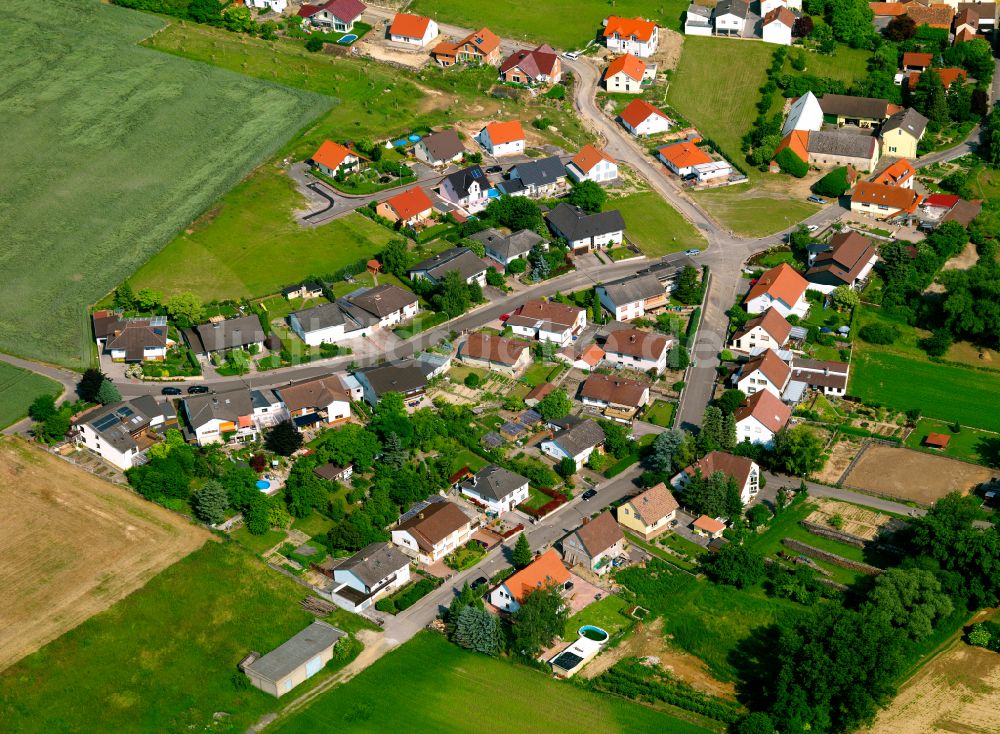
[374,578,438,614]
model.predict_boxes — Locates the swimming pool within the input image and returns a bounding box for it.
[256,479,271,491]
[578,625,609,642]
[337,33,357,44]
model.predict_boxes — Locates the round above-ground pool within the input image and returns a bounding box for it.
[408,133,421,142]
[578,625,609,643]
[338,33,357,44]
[256,479,271,491]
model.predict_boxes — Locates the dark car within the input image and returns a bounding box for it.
[187,385,210,394]
[581,488,598,501]
[485,165,503,174]
[161,386,182,396]
[471,576,488,590]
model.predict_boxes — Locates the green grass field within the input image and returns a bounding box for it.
[271,632,714,734]
[0,363,61,430]
[904,417,999,466]
[850,350,1000,432]
[567,595,634,637]
[666,38,774,173]
[0,0,329,368]
[408,0,691,48]
[610,192,706,254]
[0,542,329,733]
[786,45,872,85]
[643,399,676,428]
[693,185,820,237]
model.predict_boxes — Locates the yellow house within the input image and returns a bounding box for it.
[616,482,679,540]
[880,108,928,159]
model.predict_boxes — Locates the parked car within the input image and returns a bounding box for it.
[161,386,182,396]
[471,576,488,590]
[684,249,701,256]
[581,488,598,501]
[806,224,819,232]
[681,173,697,181]
[485,165,503,174]
[187,385,209,394]
[807,195,826,204]
[563,51,580,59]
[499,313,510,321]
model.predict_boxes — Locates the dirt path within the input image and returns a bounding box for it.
[0,437,209,671]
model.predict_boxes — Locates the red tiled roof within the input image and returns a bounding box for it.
[605,327,669,360]
[905,3,955,28]
[693,515,726,534]
[925,432,951,448]
[763,6,795,26]
[902,52,933,67]
[742,348,791,388]
[390,12,433,38]
[773,130,809,163]
[603,15,657,41]
[658,140,711,168]
[807,231,877,286]
[732,307,792,345]
[571,144,615,174]
[482,120,525,145]
[513,299,584,329]
[620,98,669,129]
[683,451,755,490]
[312,140,366,170]
[907,67,968,89]
[869,2,906,14]
[462,333,531,366]
[384,186,434,220]
[501,549,570,603]
[604,53,646,82]
[852,181,923,212]
[744,263,808,309]
[499,45,559,79]
[580,373,649,408]
[872,159,915,186]
[734,390,791,434]
[923,193,961,208]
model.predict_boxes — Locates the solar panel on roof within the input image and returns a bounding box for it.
[149,316,167,327]
[115,406,134,418]
[471,168,482,178]
[93,414,121,432]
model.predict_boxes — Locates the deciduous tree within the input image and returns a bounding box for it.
[511,584,568,657]
[703,542,765,588]
[265,420,303,456]
[536,388,571,421]
[567,180,606,213]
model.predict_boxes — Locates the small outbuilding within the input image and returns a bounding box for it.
[241,621,345,697]
[924,433,951,449]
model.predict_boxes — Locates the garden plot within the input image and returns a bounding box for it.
[804,499,898,542]
[843,445,993,504]
[0,437,208,671]
[812,437,862,485]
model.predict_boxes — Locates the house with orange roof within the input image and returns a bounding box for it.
[869,2,906,15]
[902,52,934,72]
[388,12,438,46]
[556,342,606,371]
[692,515,727,539]
[603,15,659,57]
[375,186,434,227]
[851,181,923,218]
[603,54,651,93]
[310,140,368,178]
[490,548,571,612]
[734,390,791,447]
[906,67,968,91]
[507,299,587,345]
[744,263,810,318]
[566,144,618,183]
[771,130,810,173]
[477,120,526,156]
[872,158,915,188]
[430,27,502,66]
[619,98,672,136]
[905,3,955,29]
[733,348,792,399]
[657,139,712,176]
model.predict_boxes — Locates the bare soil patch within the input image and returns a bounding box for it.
[843,445,992,504]
[0,437,208,671]
[806,499,897,541]
[942,241,980,272]
[865,613,1000,734]
[650,28,684,72]
[813,438,862,485]
[580,618,736,700]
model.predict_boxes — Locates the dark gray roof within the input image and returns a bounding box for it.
[635,253,700,283]
[182,387,280,429]
[472,228,544,260]
[188,315,265,353]
[419,130,465,161]
[599,273,664,305]
[346,284,417,318]
[75,396,164,454]
[807,131,878,159]
[547,418,605,457]
[336,542,410,587]
[715,0,749,18]
[409,247,487,283]
[882,107,929,139]
[442,165,487,198]
[292,302,346,331]
[509,156,566,188]
[818,94,891,120]
[462,464,529,501]
[245,622,345,683]
[356,360,428,398]
[547,203,625,241]
[104,320,169,361]
[497,178,528,195]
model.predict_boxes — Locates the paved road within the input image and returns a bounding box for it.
[765,472,927,517]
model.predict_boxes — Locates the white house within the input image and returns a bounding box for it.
[413,129,465,167]
[729,307,792,354]
[472,228,546,267]
[506,299,586,345]
[439,165,490,213]
[603,16,659,57]
[391,500,474,565]
[246,0,286,13]
[310,140,367,178]
[74,396,169,470]
[597,274,666,321]
[762,6,794,45]
[684,3,714,35]
[329,543,411,612]
[603,53,650,93]
[275,374,353,427]
[604,327,671,375]
[477,120,526,157]
[734,390,791,447]
[540,417,606,468]
[546,203,625,252]
[289,302,365,346]
[566,145,618,184]
[805,230,878,294]
[657,140,712,177]
[298,0,366,32]
[733,348,791,399]
[782,91,824,136]
[92,312,170,363]
[619,98,672,136]
[346,284,419,329]
[182,387,285,447]
[790,358,850,397]
[743,263,810,319]
[672,452,761,505]
[459,465,530,514]
[490,549,570,613]
[388,12,438,46]
[715,0,750,35]
[408,246,488,287]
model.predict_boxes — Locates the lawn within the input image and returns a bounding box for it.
[610,192,706,255]
[521,362,560,388]
[292,510,337,538]
[408,0,691,48]
[0,363,62,430]
[693,185,821,237]
[231,525,287,555]
[450,447,490,474]
[786,44,872,85]
[850,350,1000,432]
[445,541,487,571]
[904,418,999,467]
[0,0,329,368]
[666,38,774,174]
[0,542,324,733]
[271,632,714,734]
[643,399,676,428]
[567,595,633,637]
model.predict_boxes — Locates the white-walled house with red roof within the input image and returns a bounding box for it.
[389,12,439,46]
[297,0,366,32]
[602,16,659,57]
[743,263,810,319]
[310,140,368,178]
[566,145,618,183]
[477,120,526,156]
[734,391,791,447]
[619,98,672,137]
